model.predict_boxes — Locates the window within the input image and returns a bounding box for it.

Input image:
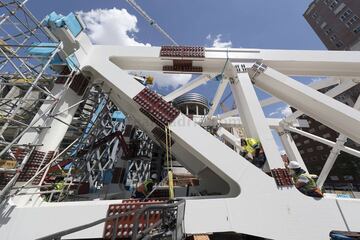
[334,3,346,15]
[321,154,328,160]
[316,16,322,25]
[354,25,360,34]
[330,175,339,181]
[293,135,299,140]
[346,15,359,27]
[329,0,339,10]
[316,145,324,151]
[340,9,352,22]
[304,139,311,144]
[335,41,344,48]
[323,133,331,138]
[344,175,354,181]
[324,0,332,5]
[309,128,316,133]
[307,148,314,153]
[330,34,338,42]
[320,22,328,29]
[312,12,319,19]
[325,28,333,35]
[300,150,305,154]
[296,142,302,147]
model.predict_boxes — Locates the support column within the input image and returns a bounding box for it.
[229,63,284,169]
[277,127,308,172]
[18,84,83,152]
[207,78,228,118]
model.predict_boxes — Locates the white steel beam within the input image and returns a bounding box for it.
[250,63,360,144]
[260,77,341,108]
[284,125,360,158]
[217,109,238,119]
[109,46,360,76]
[193,115,309,129]
[18,84,83,152]
[230,65,284,168]
[277,127,308,172]
[207,77,228,118]
[163,74,213,102]
[283,80,358,123]
[317,95,360,188]
[216,127,242,152]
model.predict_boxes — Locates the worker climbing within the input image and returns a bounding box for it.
[287,161,323,198]
[133,173,158,199]
[240,137,266,168]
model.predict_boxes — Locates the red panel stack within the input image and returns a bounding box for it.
[271,168,293,187]
[103,199,165,239]
[134,88,180,128]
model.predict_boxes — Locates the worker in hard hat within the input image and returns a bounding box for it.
[240,138,266,168]
[287,161,323,198]
[133,173,158,199]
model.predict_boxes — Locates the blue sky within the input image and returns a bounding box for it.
[29,0,324,49]
[27,0,325,151]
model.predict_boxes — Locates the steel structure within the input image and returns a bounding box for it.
[0,1,360,240]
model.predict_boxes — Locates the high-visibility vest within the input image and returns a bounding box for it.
[54,181,65,191]
[141,179,154,194]
[244,138,260,155]
[293,173,317,192]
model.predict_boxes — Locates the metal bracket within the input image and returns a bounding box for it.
[250,61,268,82]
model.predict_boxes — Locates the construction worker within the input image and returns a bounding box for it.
[133,173,158,199]
[240,138,266,168]
[287,161,323,198]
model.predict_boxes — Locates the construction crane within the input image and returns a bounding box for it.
[125,0,179,46]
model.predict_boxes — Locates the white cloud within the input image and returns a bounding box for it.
[212,34,232,48]
[281,106,292,117]
[77,8,150,46]
[138,72,192,89]
[206,34,211,40]
[268,105,292,118]
[78,8,192,89]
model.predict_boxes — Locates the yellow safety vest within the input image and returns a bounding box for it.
[244,138,260,155]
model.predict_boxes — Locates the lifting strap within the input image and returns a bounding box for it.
[165,124,174,199]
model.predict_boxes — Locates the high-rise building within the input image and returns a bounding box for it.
[299,0,360,191]
[304,0,360,50]
[290,85,360,191]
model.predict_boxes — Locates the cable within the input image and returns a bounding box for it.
[125,0,179,46]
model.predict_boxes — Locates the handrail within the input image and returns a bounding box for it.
[36,199,185,240]
[131,200,185,240]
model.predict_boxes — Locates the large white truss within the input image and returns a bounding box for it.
[1,10,360,240]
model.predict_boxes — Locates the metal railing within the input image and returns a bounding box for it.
[36,199,186,240]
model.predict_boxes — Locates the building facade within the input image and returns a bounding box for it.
[291,85,360,191]
[304,0,360,50]
[297,0,360,191]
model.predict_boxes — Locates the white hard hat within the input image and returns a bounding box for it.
[288,161,301,169]
[151,173,158,180]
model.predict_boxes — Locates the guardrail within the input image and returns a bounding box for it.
[37,199,186,240]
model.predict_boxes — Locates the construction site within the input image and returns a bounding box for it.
[0,0,360,239]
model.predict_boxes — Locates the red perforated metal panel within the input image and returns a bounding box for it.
[103,199,165,239]
[160,46,205,58]
[18,150,55,184]
[271,168,293,187]
[134,88,180,127]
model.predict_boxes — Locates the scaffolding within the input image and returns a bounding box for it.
[0,0,80,201]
